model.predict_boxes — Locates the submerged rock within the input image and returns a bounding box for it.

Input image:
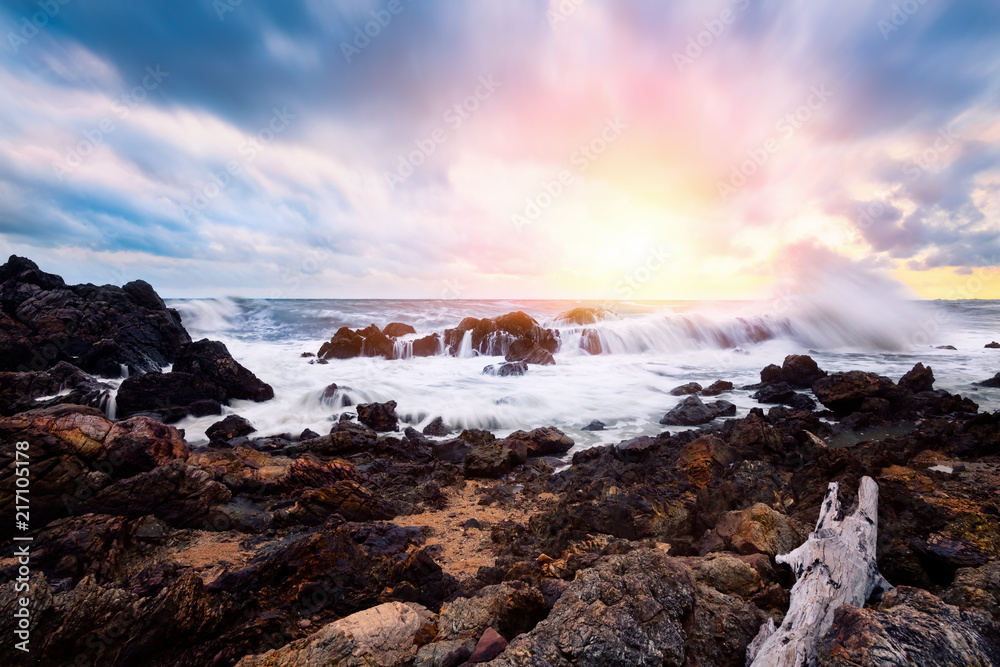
[483,361,528,377]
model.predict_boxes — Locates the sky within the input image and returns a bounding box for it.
[1,0,999,299]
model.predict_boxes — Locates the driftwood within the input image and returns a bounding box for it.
[746,476,891,667]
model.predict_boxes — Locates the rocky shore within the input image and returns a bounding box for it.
[1,255,999,666]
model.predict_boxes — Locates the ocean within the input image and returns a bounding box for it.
[155,295,1000,449]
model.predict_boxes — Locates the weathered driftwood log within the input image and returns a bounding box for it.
[746,476,891,667]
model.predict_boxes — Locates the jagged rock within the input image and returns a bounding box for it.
[0,255,190,376]
[818,587,1000,666]
[412,334,441,357]
[670,382,702,396]
[434,582,549,643]
[285,481,401,524]
[701,380,734,396]
[465,439,515,478]
[422,417,451,437]
[700,503,808,557]
[900,362,935,393]
[236,602,436,667]
[0,361,112,416]
[812,371,902,416]
[781,354,827,388]
[445,311,559,358]
[206,415,257,443]
[942,561,1000,618]
[752,381,797,404]
[483,361,528,377]
[115,370,223,421]
[986,341,1000,349]
[581,420,605,431]
[504,339,555,366]
[660,395,728,426]
[356,400,399,432]
[975,373,1000,388]
[174,339,274,402]
[383,322,417,337]
[468,627,508,662]
[318,327,364,359]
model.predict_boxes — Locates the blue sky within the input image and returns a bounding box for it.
[1,0,999,298]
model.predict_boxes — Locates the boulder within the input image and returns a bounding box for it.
[422,417,451,437]
[356,400,399,432]
[660,395,730,426]
[285,481,401,524]
[318,327,364,360]
[502,427,573,457]
[699,503,808,557]
[975,373,1000,388]
[464,431,514,478]
[752,381,796,404]
[482,361,528,377]
[670,382,703,396]
[781,354,827,388]
[383,322,417,337]
[0,255,190,376]
[553,307,616,325]
[206,415,257,443]
[899,362,935,393]
[235,602,436,667]
[174,339,274,402]
[812,371,901,416]
[445,312,559,358]
[115,371,223,421]
[504,339,555,366]
[412,334,441,357]
[468,627,508,663]
[701,380,734,396]
[0,361,112,416]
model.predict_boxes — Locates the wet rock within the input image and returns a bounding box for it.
[504,339,555,366]
[986,341,1000,349]
[383,322,417,337]
[553,307,616,325]
[174,339,274,402]
[615,435,657,461]
[503,427,573,457]
[445,311,559,358]
[670,381,703,396]
[412,333,442,357]
[581,419,605,431]
[752,381,797,404]
[422,416,451,437]
[900,362,935,393]
[818,587,1000,666]
[206,414,257,443]
[975,373,1000,388]
[465,439,515,478]
[357,400,399,432]
[102,416,191,478]
[660,395,726,426]
[236,602,436,667]
[0,255,190,375]
[483,361,528,377]
[812,371,903,416]
[701,380,734,396]
[937,345,957,350]
[781,354,827,388]
[116,371,224,420]
[0,361,112,416]
[318,327,364,359]
[285,481,401,524]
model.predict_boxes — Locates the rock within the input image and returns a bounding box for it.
[752,381,797,404]
[670,382,703,396]
[986,341,1000,349]
[975,373,1000,388]
[102,416,191,478]
[781,354,827,388]
[701,380,734,396]
[445,311,559,358]
[0,361,112,416]
[900,362,935,393]
[700,503,808,557]
[553,307,616,325]
[188,446,358,495]
[235,602,436,667]
[115,371,223,420]
[937,345,957,350]
[504,339,555,366]
[318,327,364,359]
[356,400,399,432]
[0,255,190,376]
[581,420,605,431]
[174,339,274,402]
[414,640,475,667]
[422,417,451,437]
[615,435,657,461]
[818,587,1000,666]
[812,371,902,416]
[502,427,573,457]
[285,481,401,524]
[683,553,763,598]
[660,395,725,426]
[383,322,417,337]
[465,440,514,478]
[468,627,508,663]
[482,361,528,377]
[412,334,442,357]
[760,364,783,384]
[709,399,737,417]
[206,415,257,442]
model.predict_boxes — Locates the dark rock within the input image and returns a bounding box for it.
[464,431,514,478]
[445,311,559,358]
[318,326,364,359]
[900,362,935,393]
[975,373,1000,388]
[431,438,470,465]
[660,395,718,426]
[174,339,274,402]
[412,334,442,357]
[357,400,399,432]
[812,370,902,416]
[0,361,112,416]
[787,393,817,411]
[986,341,1000,349]
[0,255,190,375]
[670,381,703,396]
[383,322,417,337]
[615,436,657,461]
[206,415,256,442]
[285,481,401,524]
[701,380,734,396]
[422,416,451,437]
[760,363,783,385]
[781,354,827,388]
[116,371,221,420]
[752,381,797,404]
[483,361,528,377]
[581,420,605,431]
[937,345,957,350]
[708,399,737,417]
[502,427,573,457]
